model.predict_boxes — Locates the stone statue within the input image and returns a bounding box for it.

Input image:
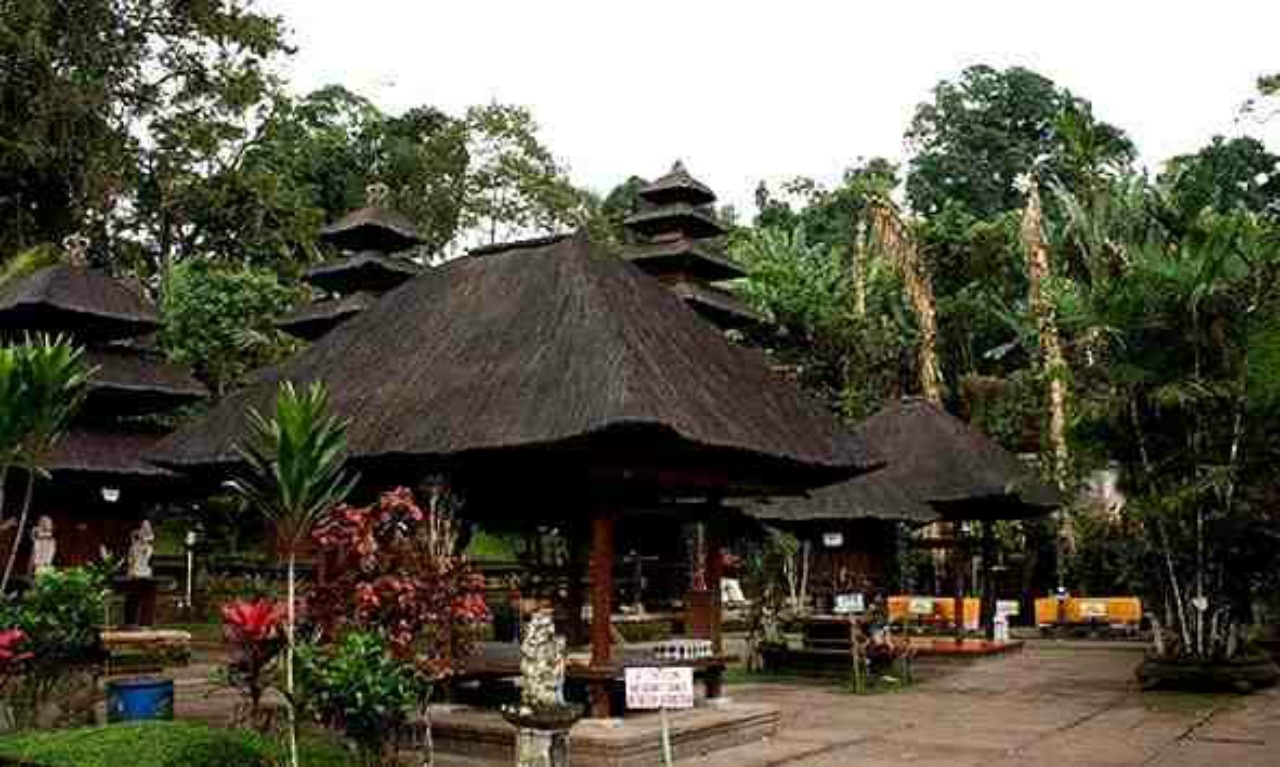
[520,610,565,711]
[504,609,580,767]
[30,516,56,575]
[127,520,155,578]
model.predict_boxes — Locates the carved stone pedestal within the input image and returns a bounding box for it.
[502,704,582,767]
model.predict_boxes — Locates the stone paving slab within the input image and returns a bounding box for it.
[675,641,1276,767]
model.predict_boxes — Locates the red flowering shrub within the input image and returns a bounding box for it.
[0,628,32,694]
[309,486,489,681]
[220,598,285,728]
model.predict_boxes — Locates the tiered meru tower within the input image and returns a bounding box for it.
[622,162,762,330]
[0,236,207,566]
[277,184,423,340]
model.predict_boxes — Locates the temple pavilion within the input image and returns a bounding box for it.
[154,231,873,720]
[276,184,423,340]
[751,398,1060,637]
[0,238,207,566]
[622,162,763,330]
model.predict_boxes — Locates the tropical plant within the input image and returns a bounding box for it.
[309,487,488,674]
[159,261,301,396]
[229,382,357,767]
[0,336,92,593]
[219,598,285,730]
[297,631,425,767]
[1046,175,1280,659]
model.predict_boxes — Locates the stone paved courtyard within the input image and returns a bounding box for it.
[174,639,1278,766]
[683,641,1278,766]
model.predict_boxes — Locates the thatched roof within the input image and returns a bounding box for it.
[746,399,1059,525]
[624,204,727,240]
[856,398,1060,520]
[0,266,158,341]
[745,468,939,525]
[47,428,174,479]
[85,348,207,415]
[623,237,745,282]
[276,293,376,340]
[318,207,420,253]
[303,252,421,295]
[638,161,716,206]
[667,281,765,330]
[153,232,875,495]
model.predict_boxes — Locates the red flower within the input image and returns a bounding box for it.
[222,599,283,644]
[0,629,32,667]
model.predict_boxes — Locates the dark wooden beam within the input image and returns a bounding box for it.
[588,507,616,718]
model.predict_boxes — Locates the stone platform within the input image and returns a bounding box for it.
[429,701,780,767]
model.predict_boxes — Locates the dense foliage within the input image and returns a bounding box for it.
[0,568,108,728]
[729,63,1280,643]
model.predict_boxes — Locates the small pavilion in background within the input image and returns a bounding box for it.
[154,232,874,722]
[752,397,1060,641]
[0,238,207,567]
[277,184,423,341]
[622,162,763,330]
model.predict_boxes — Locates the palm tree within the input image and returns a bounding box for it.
[230,382,357,767]
[0,336,91,594]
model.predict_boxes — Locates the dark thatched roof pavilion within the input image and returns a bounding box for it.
[854,398,1061,519]
[154,232,873,494]
[154,231,876,715]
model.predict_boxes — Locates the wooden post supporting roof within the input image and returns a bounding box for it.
[981,521,998,640]
[588,507,616,718]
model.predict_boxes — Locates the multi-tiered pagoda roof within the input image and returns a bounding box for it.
[0,258,208,485]
[278,186,423,340]
[621,162,761,329]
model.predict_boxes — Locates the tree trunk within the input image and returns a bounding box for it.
[1020,178,1071,589]
[1,472,36,594]
[286,552,299,767]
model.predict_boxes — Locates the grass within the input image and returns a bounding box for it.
[0,722,359,767]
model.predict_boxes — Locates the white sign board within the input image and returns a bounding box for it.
[625,667,694,711]
[822,532,844,548]
[908,597,934,616]
[996,600,1021,617]
[1079,600,1108,619]
[833,593,865,615]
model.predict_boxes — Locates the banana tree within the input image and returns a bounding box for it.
[230,382,357,767]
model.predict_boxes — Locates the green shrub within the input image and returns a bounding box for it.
[0,722,361,767]
[0,721,272,767]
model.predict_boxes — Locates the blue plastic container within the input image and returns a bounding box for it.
[106,677,174,722]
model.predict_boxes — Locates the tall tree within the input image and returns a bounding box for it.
[458,103,594,248]
[905,65,1134,218]
[1160,136,1280,223]
[0,0,291,265]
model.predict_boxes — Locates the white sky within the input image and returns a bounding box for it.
[263,0,1279,213]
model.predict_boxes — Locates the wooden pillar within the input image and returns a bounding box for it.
[705,521,724,657]
[952,530,966,645]
[980,521,998,640]
[588,507,616,718]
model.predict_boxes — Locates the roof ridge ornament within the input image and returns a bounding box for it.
[62,233,90,267]
[366,182,391,207]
